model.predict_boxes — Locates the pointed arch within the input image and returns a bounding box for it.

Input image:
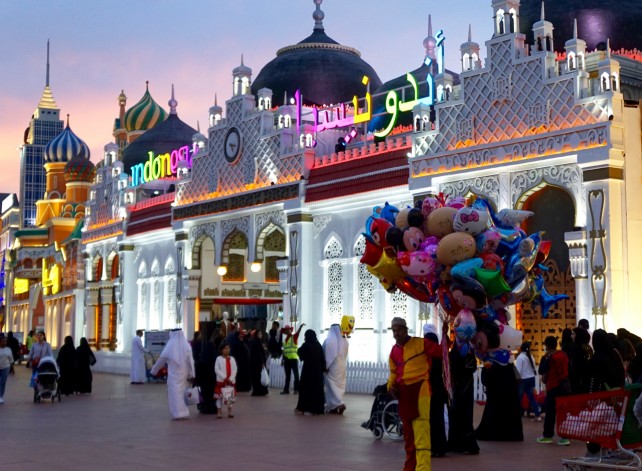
[256,223,286,283]
[191,234,215,270]
[323,233,345,260]
[221,230,248,282]
[107,250,119,281]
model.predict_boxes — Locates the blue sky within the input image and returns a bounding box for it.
[0,0,493,195]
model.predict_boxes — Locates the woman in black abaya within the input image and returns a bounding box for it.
[226,327,251,392]
[475,361,523,441]
[75,337,95,394]
[249,330,269,396]
[57,336,77,396]
[295,330,326,415]
[448,341,480,454]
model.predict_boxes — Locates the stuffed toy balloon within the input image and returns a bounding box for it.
[364,216,392,247]
[374,202,399,226]
[474,267,511,298]
[453,308,477,342]
[436,232,476,265]
[359,239,383,267]
[453,206,489,236]
[397,249,438,283]
[495,321,523,351]
[341,315,355,336]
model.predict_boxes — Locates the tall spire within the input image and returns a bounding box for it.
[313,0,325,31]
[468,24,472,42]
[540,1,545,21]
[573,18,578,39]
[46,39,50,87]
[38,40,58,110]
[428,13,433,37]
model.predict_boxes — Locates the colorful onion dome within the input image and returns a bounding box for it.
[64,151,96,182]
[44,117,91,163]
[124,81,168,132]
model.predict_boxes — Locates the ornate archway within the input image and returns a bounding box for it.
[515,185,577,361]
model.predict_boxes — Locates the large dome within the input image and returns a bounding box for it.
[121,114,197,175]
[251,2,381,107]
[65,152,96,182]
[44,121,90,163]
[520,1,642,52]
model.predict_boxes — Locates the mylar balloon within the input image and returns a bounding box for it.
[397,248,438,283]
[454,308,477,341]
[359,239,383,267]
[395,277,432,303]
[474,267,511,298]
[495,321,523,351]
[451,257,484,281]
[496,208,534,228]
[437,286,462,321]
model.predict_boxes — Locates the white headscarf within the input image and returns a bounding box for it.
[160,329,192,366]
[423,323,439,341]
[324,324,347,367]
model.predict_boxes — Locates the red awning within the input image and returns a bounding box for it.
[211,298,282,305]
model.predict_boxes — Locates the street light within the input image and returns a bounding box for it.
[250,262,261,273]
[217,265,228,276]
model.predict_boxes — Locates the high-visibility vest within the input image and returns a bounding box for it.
[283,336,298,360]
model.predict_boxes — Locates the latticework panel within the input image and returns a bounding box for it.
[413,36,610,164]
[516,260,577,362]
[223,253,245,282]
[327,261,344,323]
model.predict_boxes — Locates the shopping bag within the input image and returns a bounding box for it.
[184,386,201,406]
[260,367,270,387]
[221,386,236,405]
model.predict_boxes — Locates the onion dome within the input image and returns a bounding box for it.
[519,0,642,52]
[124,81,168,132]
[64,151,96,182]
[251,0,382,106]
[121,87,197,176]
[44,116,91,163]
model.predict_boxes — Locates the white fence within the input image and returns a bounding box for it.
[267,358,543,402]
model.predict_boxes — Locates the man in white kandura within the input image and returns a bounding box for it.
[323,324,349,414]
[151,329,195,420]
[130,330,148,384]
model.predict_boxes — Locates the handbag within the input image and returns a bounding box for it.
[260,366,270,387]
[221,386,236,404]
[184,386,201,406]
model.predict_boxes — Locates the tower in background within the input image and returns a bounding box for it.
[18,41,63,228]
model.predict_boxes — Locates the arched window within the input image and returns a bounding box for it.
[324,238,345,325]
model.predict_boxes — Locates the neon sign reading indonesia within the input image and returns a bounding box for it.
[294,30,445,143]
[130,142,197,186]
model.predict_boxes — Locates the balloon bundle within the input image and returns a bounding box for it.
[360,194,568,365]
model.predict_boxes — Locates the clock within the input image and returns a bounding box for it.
[224,127,242,163]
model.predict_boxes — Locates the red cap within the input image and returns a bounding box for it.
[282,325,292,331]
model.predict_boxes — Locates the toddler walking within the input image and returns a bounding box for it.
[215,342,237,418]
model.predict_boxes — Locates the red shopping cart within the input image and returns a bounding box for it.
[556,388,642,470]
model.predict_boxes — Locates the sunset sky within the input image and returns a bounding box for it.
[0,0,493,196]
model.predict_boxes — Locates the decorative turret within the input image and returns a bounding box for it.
[113,90,128,152]
[209,94,223,128]
[492,0,521,36]
[461,24,481,72]
[64,151,96,183]
[532,2,554,53]
[233,55,252,97]
[597,39,621,93]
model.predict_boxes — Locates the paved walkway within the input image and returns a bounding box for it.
[1,366,587,470]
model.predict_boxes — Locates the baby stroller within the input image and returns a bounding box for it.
[33,356,61,403]
[145,352,167,382]
[361,383,403,440]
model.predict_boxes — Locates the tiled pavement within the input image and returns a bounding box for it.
[0,366,590,470]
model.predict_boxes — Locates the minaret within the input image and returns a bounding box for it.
[232,54,252,97]
[19,40,64,228]
[460,24,481,72]
[597,39,621,93]
[564,19,590,97]
[532,2,554,53]
[113,90,128,156]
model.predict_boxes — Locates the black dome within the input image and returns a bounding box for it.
[121,114,197,175]
[251,28,382,107]
[520,1,642,52]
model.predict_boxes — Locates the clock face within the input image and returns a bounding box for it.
[224,127,242,163]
